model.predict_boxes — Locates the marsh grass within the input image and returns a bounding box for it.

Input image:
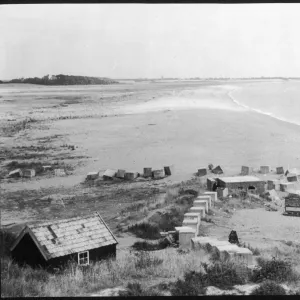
[0,118,38,136]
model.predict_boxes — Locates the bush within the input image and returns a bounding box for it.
[171,271,206,296]
[175,195,194,206]
[250,280,286,295]
[128,222,161,240]
[164,188,179,204]
[251,257,294,283]
[157,207,187,231]
[132,239,169,251]
[203,261,245,289]
[171,261,244,295]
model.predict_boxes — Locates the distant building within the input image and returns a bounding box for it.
[213,176,265,194]
[10,212,118,269]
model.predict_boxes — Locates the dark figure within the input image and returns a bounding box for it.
[228,230,239,245]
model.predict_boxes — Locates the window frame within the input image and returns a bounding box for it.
[78,251,89,266]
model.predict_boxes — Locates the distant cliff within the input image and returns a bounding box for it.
[5,74,119,85]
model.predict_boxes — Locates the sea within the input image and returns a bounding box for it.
[228,80,300,127]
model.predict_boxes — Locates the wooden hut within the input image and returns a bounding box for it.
[143,168,152,178]
[212,165,223,175]
[86,172,99,180]
[152,169,165,179]
[10,212,118,269]
[116,169,126,179]
[260,166,270,174]
[103,169,117,180]
[23,169,36,178]
[164,165,174,176]
[287,174,298,183]
[241,166,250,176]
[276,167,284,175]
[8,169,23,178]
[124,171,138,180]
[197,168,207,177]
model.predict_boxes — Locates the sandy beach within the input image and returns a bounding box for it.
[1,80,299,192]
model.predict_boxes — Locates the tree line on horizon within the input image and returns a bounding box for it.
[0,74,119,85]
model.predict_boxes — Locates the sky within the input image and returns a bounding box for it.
[0,4,300,79]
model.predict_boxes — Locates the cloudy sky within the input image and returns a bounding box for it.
[0,4,299,79]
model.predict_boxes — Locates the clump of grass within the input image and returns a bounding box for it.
[251,257,295,283]
[250,280,286,295]
[128,222,161,240]
[134,251,163,269]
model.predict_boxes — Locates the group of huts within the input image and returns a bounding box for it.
[8,165,66,179]
[197,164,300,197]
[86,165,174,182]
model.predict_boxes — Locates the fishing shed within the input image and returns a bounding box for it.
[10,212,118,269]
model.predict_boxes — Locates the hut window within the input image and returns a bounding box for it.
[78,251,89,265]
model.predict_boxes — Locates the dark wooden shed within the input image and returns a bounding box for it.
[10,212,118,269]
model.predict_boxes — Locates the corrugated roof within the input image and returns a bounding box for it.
[11,212,117,260]
[218,176,262,183]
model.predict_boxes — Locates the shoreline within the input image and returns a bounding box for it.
[227,88,300,128]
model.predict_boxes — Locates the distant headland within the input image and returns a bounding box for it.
[0,74,119,85]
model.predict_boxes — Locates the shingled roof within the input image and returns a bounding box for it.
[10,212,118,261]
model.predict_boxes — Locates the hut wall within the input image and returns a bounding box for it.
[12,234,47,267]
[217,179,265,194]
[48,244,117,268]
[207,178,216,191]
